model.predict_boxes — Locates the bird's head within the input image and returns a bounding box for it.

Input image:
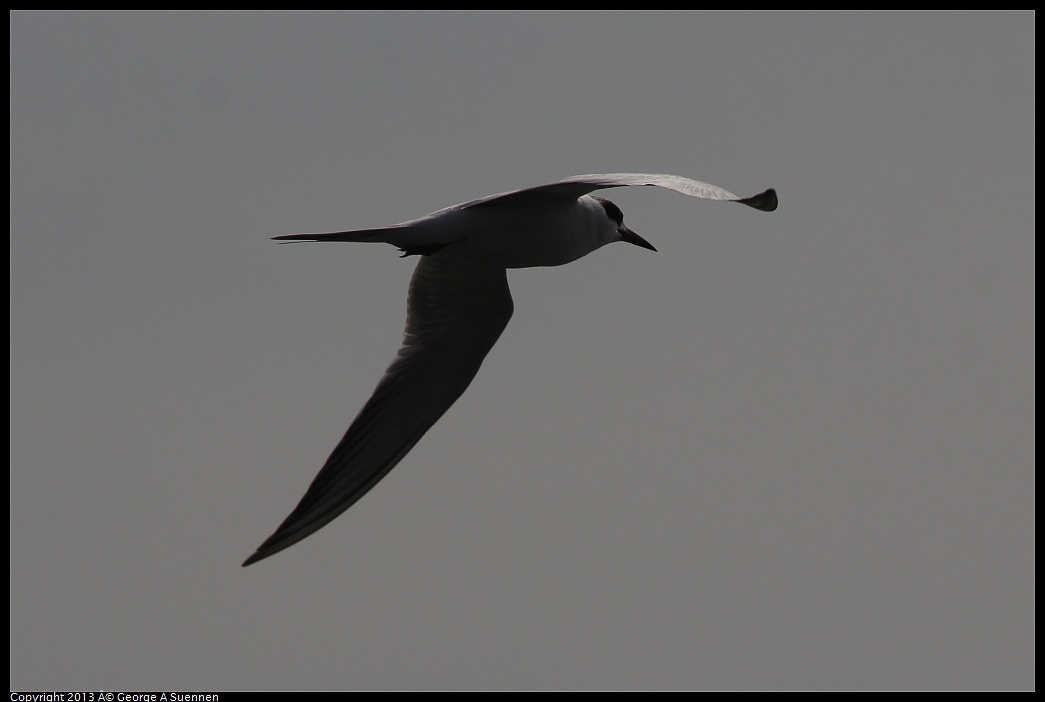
[592,196,657,252]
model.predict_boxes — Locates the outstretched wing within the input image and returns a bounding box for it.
[271,173,776,248]
[464,172,778,212]
[244,254,514,565]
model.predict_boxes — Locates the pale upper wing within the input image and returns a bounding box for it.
[463,172,778,212]
[243,254,514,566]
[271,173,775,247]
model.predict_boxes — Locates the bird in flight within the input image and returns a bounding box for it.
[243,173,777,566]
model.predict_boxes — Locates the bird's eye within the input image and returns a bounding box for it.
[594,197,624,225]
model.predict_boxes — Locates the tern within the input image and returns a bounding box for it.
[244,173,777,566]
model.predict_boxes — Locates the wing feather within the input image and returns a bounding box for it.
[464,172,777,212]
[244,255,513,565]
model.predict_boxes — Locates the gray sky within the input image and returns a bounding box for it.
[10,11,1033,691]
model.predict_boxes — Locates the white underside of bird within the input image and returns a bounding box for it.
[244,173,776,566]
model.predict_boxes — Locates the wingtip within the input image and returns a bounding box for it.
[272,233,316,243]
[242,541,284,566]
[737,188,778,212]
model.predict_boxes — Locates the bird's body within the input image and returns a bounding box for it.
[317,195,611,267]
[244,173,776,566]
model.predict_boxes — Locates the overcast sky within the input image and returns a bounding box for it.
[10,11,1033,691]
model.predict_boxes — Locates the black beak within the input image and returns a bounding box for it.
[619,226,657,252]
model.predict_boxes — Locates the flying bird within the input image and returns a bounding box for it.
[244,173,777,565]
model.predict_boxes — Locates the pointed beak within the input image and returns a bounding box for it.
[619,226,657,252]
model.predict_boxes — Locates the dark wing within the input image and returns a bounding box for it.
[461,172,777,212]
[272,223,421,245]
[244,254,513,565]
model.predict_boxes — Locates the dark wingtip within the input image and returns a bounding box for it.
[243,534,290,566]
[272,233,318,242]
[242,553,260,567]
[737,188,778,212]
